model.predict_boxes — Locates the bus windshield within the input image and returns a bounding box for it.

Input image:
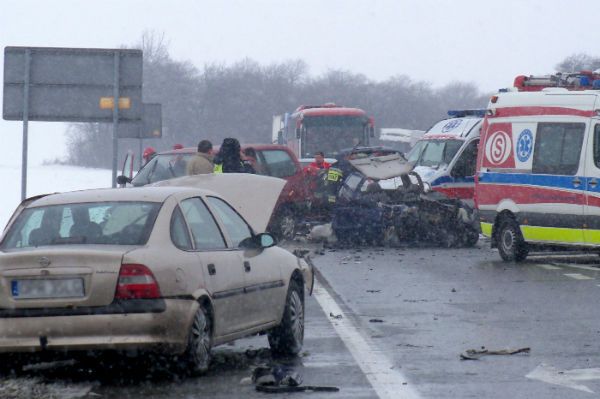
[302,116,367,158]
[407,139,463,168]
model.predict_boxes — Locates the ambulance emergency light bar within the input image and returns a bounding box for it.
[514,70,600,91]
[447,109,486,118]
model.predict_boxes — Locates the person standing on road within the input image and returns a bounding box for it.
[187,140,214,175]
[213,138,255,173]
[309,151,331,170]
[142,147,157,166]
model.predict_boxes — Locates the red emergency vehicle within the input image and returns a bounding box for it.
[272,103,375,165]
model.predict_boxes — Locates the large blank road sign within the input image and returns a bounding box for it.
[3,47,142,122]
[118,103,162,139]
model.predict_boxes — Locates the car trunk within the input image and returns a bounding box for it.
[0,246,131,309]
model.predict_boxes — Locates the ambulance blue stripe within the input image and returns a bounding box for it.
[431,175,475,186]
[479,172,584,191]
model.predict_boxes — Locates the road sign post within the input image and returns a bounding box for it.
[20,49,30,201]
[111,52,120,188]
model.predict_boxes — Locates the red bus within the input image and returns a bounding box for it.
[273,103,375,165]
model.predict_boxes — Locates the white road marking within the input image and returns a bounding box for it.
[312,281,421,399]
[536,264,561,270]
[553,263,600,272]
[563,273,594,280]
[526,363,600,393]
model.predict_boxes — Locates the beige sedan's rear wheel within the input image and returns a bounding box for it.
[268,279,304,356]
[184,306,212,375]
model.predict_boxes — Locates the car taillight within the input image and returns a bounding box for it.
[115,263,162,299]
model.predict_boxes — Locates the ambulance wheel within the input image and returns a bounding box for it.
[497,218,528,262]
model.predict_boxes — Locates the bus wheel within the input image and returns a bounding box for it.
[497,217,528,262]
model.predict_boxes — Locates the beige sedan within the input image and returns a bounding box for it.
[0,174,312,373]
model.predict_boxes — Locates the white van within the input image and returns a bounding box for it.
[476,88,600,261]
[406,110,483,204]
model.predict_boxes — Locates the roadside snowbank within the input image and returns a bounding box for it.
[0,164,111,230]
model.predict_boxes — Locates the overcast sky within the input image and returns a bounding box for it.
[2,0,600,165]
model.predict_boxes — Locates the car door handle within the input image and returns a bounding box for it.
[573,177,582,187]
[590,179,598,188]
[244,261,251,273]
[207,264,216,276]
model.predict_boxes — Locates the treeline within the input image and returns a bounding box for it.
[66,35,591,168]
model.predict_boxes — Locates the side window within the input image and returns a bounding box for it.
[259,150,298,178]
[594,125,600,168]
[19,209,44,247]
[180,198,226,250]
[206,197,253,247]
[532,123,585,175]
[170,206,193,250]
[452,139,479,178]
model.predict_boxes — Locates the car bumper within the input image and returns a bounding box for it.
[0,299,196,354]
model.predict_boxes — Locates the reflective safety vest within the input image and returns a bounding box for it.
[326,167,343,183]
[324,167,344,203]
[214,163,223,173]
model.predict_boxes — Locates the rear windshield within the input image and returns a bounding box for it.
[1,202,161,249]
[132,153,194,186]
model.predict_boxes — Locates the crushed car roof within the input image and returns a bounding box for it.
[348,152,414,181]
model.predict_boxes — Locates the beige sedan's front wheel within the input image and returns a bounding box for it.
[268,279,304,356]
[184,305,212,375]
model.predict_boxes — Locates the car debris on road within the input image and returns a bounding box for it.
[460,347,531,360]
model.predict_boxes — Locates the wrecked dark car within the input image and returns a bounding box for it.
[324,147,480,247]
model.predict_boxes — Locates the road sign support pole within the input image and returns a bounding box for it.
[21,49,31,201]
[111,52,120,188]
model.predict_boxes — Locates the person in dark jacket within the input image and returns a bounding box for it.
[213,138,255,173]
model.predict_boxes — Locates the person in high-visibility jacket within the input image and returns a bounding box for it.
[324,166,344,204]
[213,138,255,174]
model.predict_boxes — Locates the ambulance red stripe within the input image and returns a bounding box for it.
[490,107,595,118]
[476,184,583,206]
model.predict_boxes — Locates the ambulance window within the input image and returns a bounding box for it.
[532,123,585,175]
[594,125,600,168]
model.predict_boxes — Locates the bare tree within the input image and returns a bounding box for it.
[556,53,600,73]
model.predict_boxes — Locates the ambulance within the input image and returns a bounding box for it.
[476,74,600,261]
[405,109,483,204]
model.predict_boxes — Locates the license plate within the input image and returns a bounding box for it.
[11,278,85,299]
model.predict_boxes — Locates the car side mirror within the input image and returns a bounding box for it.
[239,233,277,249]
[117,175,132,186]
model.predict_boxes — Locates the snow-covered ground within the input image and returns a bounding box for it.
[0,122,113,230]
[0,163,111,231]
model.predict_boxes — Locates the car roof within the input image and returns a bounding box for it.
[27,186,215,208]
[157,143,293,156]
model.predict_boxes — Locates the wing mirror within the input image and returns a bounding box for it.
[117,175,132,187]
[240,233,277,249]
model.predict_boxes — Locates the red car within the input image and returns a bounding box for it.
[122,144,308,239]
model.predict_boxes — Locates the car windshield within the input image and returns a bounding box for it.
[407,139,463,168]
[132,153,195,186]
[1,201,161,249]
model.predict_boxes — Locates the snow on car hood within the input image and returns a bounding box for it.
[348,153,413,181]
[412,165,445,183]
[151,173,286,233]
